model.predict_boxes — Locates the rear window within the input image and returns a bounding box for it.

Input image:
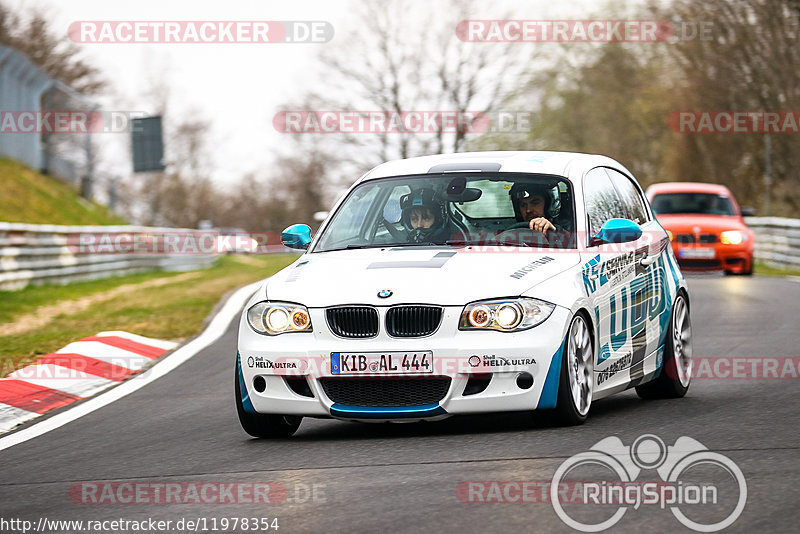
[651,193,736,216]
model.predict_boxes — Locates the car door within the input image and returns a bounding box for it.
[582,167,639,394]
[605,168,672,387]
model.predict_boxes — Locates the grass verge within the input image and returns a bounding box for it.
[753,261,800,277]
[0,254,296,376]
[0,158,127,225]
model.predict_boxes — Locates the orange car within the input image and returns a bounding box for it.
[646,182,755,275]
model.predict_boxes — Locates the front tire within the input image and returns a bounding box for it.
[553,313,594,425]
[725,257,754,276]
[235,362,301,438]
[636,292,692,399]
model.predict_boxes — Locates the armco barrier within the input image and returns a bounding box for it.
[745,216,800,270]
[0,222,218,290]
[2,218,795,290]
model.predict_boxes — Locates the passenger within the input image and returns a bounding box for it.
[400,188,453,243]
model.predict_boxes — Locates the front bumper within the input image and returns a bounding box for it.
[671,243,753,272]
[237,305,571,421]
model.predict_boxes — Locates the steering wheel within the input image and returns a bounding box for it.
[495,222,548,246]
[504,221,534,230]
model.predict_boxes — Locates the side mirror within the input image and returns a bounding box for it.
[281,224,313,250]
[740,206,756,217]
[592,218,642,245]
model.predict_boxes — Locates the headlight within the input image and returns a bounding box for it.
[247,301,313,335]
[720,230,746,245]
[459,298,555,332]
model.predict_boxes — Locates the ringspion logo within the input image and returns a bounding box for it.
[551,434,746,532]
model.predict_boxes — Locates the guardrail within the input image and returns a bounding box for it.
[745,216,800,270]
[0,223,218,290]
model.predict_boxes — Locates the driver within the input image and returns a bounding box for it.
[400,188,451,243]
[509,183,559,233]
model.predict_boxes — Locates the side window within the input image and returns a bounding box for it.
[316,184,380,248]
[583,168,625,237]
[605,168,649,224]
[382,185,411,223]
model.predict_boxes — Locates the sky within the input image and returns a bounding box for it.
[12,0,605,189]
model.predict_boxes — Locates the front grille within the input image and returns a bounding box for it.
[679,259,722,269]
[320,377,451,406]
[386,306,443,337]
[675,234,694,244]
[698,234,718,244]
[326,307,378,338]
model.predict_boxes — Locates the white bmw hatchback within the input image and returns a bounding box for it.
[236,151,692,437]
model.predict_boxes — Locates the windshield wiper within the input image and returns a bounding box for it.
[319,244,385,252]
[392,242,451,248]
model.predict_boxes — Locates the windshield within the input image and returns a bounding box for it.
[651,193,737,216]
[313,173,576,252]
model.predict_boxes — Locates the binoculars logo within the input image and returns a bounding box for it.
[551,434,747,532]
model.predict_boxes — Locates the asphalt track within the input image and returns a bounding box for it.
[0,274,798,534]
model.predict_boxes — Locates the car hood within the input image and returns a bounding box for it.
[264,247,579,307]
[655,214,749,233]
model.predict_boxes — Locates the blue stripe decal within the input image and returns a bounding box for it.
[652,343,665,379]
[655,253,678,370]
[330,404,446,419]
[237,352,257,414]
[536,329,568,410]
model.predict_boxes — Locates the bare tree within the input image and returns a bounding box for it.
[0,4,104,94]
[654,0,800,215]
[294,0,525,167]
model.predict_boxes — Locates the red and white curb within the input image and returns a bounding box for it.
[0,280,263,451]
[0,331,177,433]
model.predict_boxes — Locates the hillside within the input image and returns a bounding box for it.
[0,158,126,225]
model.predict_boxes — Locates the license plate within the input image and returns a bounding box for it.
[331,352,433,375]
[679,248,715,259]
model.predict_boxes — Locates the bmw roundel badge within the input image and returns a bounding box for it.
[378,289,393,298]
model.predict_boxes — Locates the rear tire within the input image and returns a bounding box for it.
[235,362,301,438]
[636,292,691,399]
[553,314,594,425]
